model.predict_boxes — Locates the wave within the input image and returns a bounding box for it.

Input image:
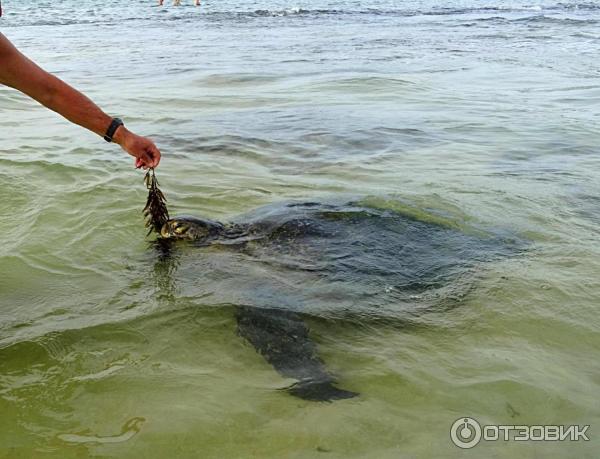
[511,14,598,24]
[244,4,600,19]
[251,7,312,17]
[4,2,600,28]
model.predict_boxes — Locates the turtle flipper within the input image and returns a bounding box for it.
[235,306,357,402]
[287,378,358,402]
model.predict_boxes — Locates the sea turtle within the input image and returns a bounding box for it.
[154,200,520,401]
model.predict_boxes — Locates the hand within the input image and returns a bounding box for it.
[113,126,161,169]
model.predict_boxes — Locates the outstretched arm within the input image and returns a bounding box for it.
[0,32,160,169]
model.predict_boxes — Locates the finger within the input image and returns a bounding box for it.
[147,145,161,168]
[136,156,149,169]
[137,150,154,169]
[148,144,161,168]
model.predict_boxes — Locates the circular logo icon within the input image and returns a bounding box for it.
[450,417,482,449]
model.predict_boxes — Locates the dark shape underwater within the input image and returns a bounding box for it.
[153,201,521,402]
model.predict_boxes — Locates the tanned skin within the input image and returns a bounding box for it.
[0,32,161,169]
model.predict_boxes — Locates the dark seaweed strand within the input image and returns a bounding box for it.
[143,168,170,236]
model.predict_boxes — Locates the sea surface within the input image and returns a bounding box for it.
[1,0,599,457]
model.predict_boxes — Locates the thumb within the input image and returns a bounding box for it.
[135,152,152,169]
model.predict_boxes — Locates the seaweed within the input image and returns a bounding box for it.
[143,168,170,236]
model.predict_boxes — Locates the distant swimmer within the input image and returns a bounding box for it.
[159,0,200,5]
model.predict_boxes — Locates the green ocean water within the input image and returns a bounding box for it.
[1,0,599,457]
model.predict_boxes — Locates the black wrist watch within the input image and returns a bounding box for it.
[104,118,124,143]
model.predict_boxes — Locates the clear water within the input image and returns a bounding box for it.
[1,0,599,457]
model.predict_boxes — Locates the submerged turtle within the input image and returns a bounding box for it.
[154,200,520,401]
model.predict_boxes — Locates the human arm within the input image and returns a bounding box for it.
[0,32,160,168]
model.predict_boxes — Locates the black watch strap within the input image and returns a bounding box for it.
[104,118,124,143]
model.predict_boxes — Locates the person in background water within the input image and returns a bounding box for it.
[159,0,201,6]
[0,29,161,170]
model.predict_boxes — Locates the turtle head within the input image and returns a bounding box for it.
[160,216,224,242]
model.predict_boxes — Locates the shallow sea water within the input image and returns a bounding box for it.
[1,0,599,457]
